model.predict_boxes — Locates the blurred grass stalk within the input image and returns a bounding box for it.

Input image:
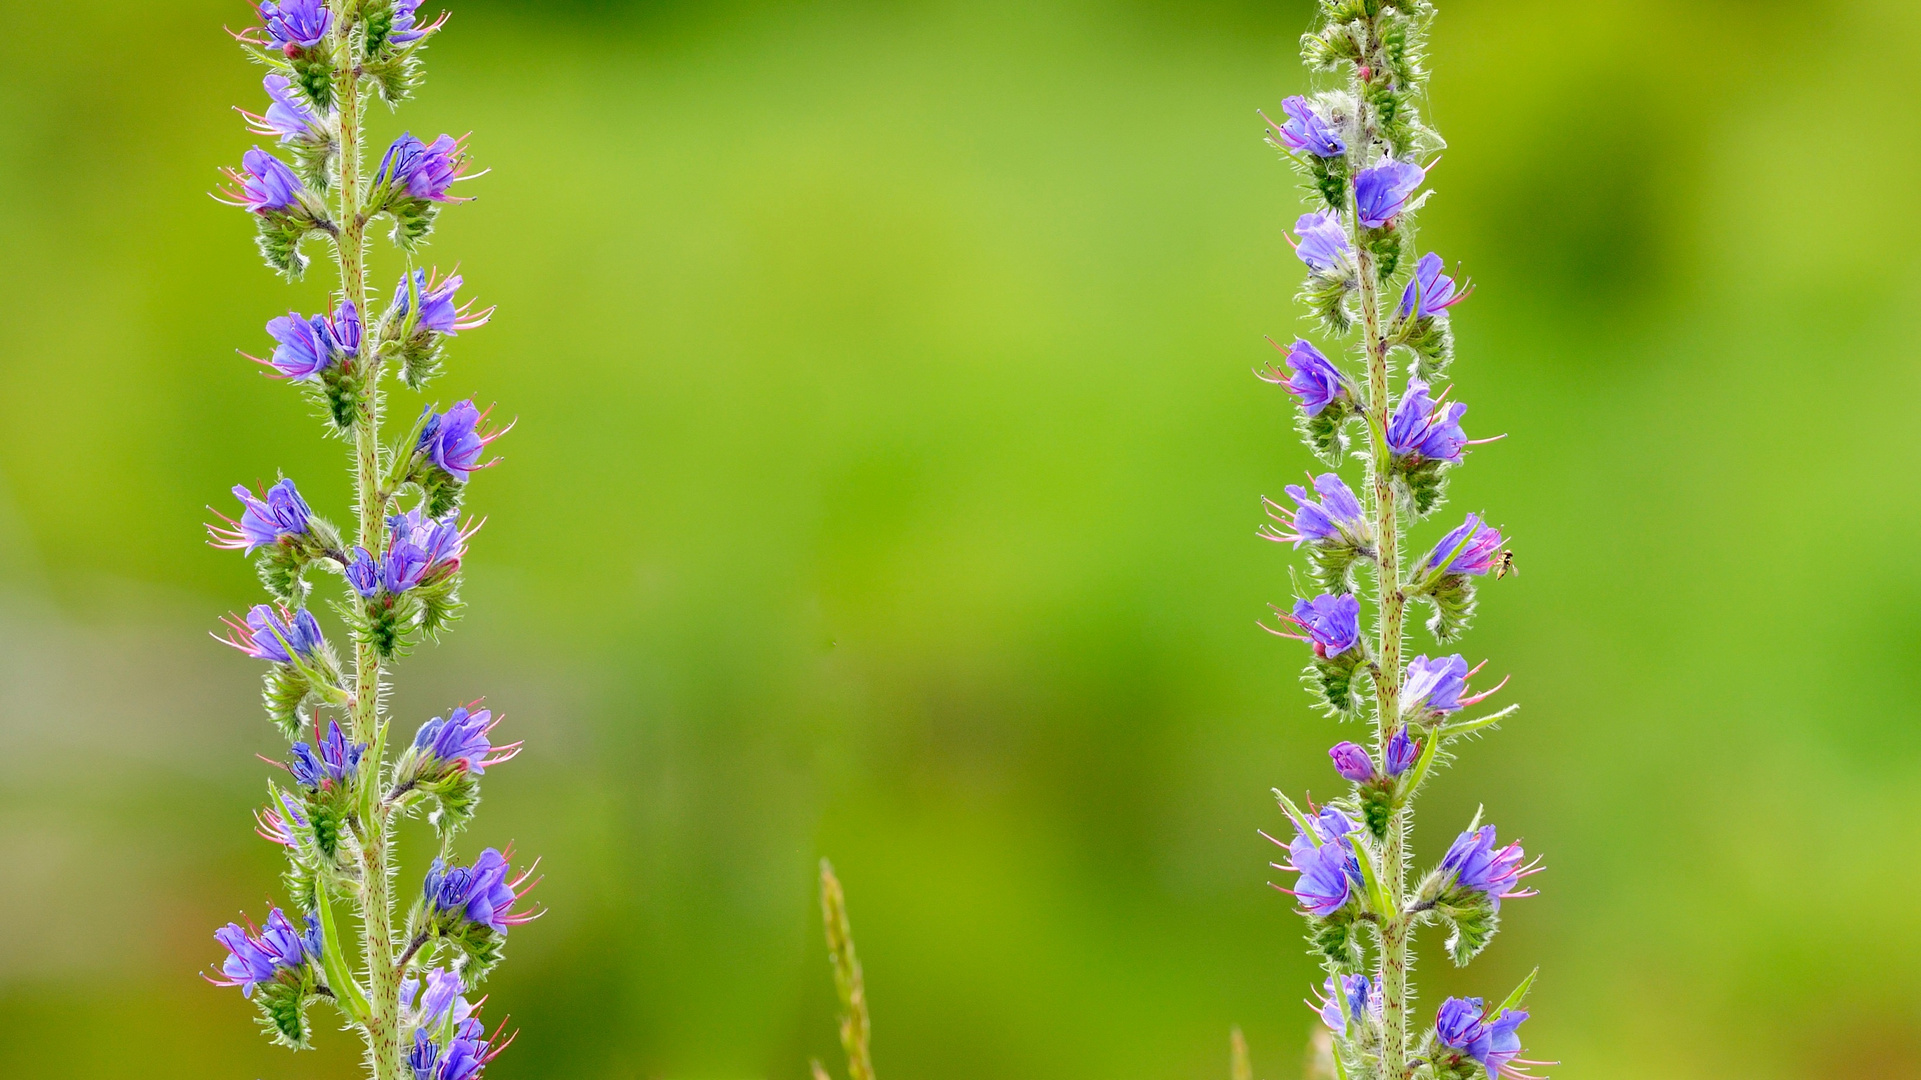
[815,859,875,1080]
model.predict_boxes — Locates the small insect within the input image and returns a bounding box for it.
[1494,550,1518,579]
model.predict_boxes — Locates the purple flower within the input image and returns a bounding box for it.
[255,792,308,848]
[1285,593,1361,658]
[1384,725,1421,777]
[208,907,319,997]
[1353,160,1425,229]
[1420,514,1503,576]
[424,848,541,933]
[1313,973,1381,1033]
[1386,378,1469,463]
[377,133,474,203]
[331,300,362,357]
[382,539,432,594]
[289,720,365,788]
[211,479,311,552]
[346,547,380,597]
[1280,807,1361,917]
[1267,96,1345,158]
[418,400,503,482]
[390,509,467,573]
[1399,252,1468,320]
[388,0,438,47]
[220,147,305,213]
[1292,212,1353,276]
[1442,824,1539,910]
[1485,1010,1534,1077]
[1402,654,1468,716]
[1329,741,1374,783]
[391,269,493,337]
[258,0,331,50]
[413,705,522,775]
[1265,473,1369,548]
[243,74,329,143]
[263,311,335,380]
[1260,339,1348,417]
[220,605,326,664]
[1436,997,1492,1061]
[402,967,474,1032]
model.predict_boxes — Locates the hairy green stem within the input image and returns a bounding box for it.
[1345,27,1411,1080]
[332,18,402,1080]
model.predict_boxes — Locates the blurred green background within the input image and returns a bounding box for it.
[2,0,1918,1076]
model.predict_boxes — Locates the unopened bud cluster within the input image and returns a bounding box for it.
[201,5,538,1077]
[1253,2,1551,1077]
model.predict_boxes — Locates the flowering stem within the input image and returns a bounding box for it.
[1345,59,1411,1080]
[329,20,401,1080]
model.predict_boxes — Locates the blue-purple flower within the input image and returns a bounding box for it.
[1260,339,1349,416]
[1281,593,1361,658]
[219,605,326,664]
[1312,973,1381,1034]
[345,548,380,598]
[1386,378,1469,463]
[219,147,305,213]
[242,74,330,144]
[208,907,320,997]
[289,720,366,789]
[1402,654,1505,719]
[413,705,522,776]
[418,401,505,483]
[211,479,312,553]
[257,0,331,50]
[1399,252,1469,320]
[1436,997,1537,1078]
[402,967,474,1032]
[1329,741,1374,783]
[1442,824,1539,910]
[387,0,444,48]
[261,310,334,380]
[1277,806,1362,917]
[1420,514,1503,576]
[1384,725,1421,777]
[1353,160,1425,229]
[376,133,476,203]
[255,792,309,848]
[1264,473,1370,548]
[392,269,494,337]
[1267,96,1345,158]
[411,1015,507,1080]
[346,511,469,597]
[424,847,541,933]
[1292,212,1353,277]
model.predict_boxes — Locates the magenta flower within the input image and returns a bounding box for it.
[1399,252,1470,319]
[1353,160,1425,229]
[1260,339,1349,416]
[1441,824,1540,910]
[1420,514,1503,576]
[1267,96,1345,158]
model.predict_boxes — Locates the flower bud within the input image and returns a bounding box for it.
[1328,741,1374,783]
[1384,725,1421,777]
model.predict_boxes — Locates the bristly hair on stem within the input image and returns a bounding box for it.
[1256,3,1551,1079]
[817,859,876,1080]
[204,5,531,1080]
